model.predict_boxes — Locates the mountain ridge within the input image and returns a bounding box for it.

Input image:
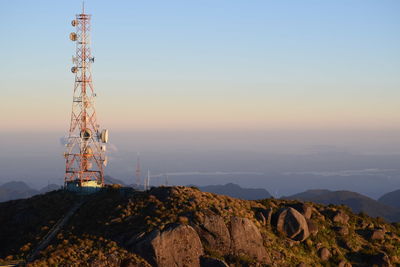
[283,189,400,222]
[379,189,400,209]
[196,182,272,200]
[1,186,400,266]
[0,181,60,202]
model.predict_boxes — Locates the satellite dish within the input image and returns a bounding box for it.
[71,67,78,73]
[83,147,93,158]
[71,20,77,27]
[100,129,109,143]
[80,128,92,141]
[69,32,77,41]
[101,145,106,152]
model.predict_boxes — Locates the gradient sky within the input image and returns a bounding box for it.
[1,0,399,132]
[1,1,400,193]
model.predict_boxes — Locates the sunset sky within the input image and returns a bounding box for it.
[1,0,399,132]
[1,0,400,190]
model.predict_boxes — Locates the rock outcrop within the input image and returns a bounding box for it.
[134,215,272,266]
[194,215,231,254]
[2,186,400,267]
[134,224,203,267]
[370,229,385,241]
[333,210,350,225]
[275,207,310,241]
[306,219,318,236]
[318,247,331,261]
[229,217,270,263]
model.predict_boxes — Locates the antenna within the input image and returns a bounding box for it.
[82,1,85,14]
[135,153,141,188]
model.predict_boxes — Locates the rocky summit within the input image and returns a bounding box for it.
[1,186,400,267]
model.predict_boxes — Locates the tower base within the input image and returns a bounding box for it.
[65,180,103,195]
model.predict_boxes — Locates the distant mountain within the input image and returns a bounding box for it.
[0,181,62,203]
[197,183,272,200]
[286,189,332,199]
[284,189,400,222]
[0,181,38,202]
[379,189,400,209]
[0,181,32,192]
[0,177,130,203]
[0,177,129,203]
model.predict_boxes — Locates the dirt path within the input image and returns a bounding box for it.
[26,199,85,263]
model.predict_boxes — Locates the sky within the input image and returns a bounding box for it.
[0,1,400,194]
[1,0,399,132]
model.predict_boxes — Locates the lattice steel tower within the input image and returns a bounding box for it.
[64,4,108,189]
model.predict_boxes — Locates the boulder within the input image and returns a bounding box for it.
[275,207,310,241]
[200,256,229,267]
[318,247,331,261]
[229,217,270,263]
[134,224,204,267]
[306,219,318,236]
[370,229,385,241]
[194,215,231,254]
[333,211,349,225]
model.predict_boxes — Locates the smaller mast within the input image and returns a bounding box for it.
[135,153,141,188]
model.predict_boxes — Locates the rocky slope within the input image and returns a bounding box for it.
[0,186,400,267]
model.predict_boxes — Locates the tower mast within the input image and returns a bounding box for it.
[135,153,141,188]
[64,6,108,189]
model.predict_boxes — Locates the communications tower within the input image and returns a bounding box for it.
[64,4,108,191]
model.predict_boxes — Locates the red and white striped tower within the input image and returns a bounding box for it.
[64,4,108,188]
